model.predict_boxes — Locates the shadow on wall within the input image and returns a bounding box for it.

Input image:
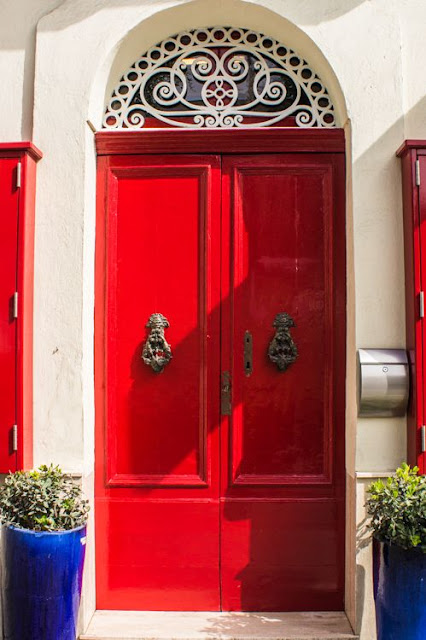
[405,94,426,138]
[343,96,426,638]
[356,515,370,635]
[269,0,369,25]
[34,0,369,31]
[356,564,366,636]
[352,96,426,352]
[0,0,63,138]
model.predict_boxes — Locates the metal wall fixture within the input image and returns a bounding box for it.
[357,349,409,417]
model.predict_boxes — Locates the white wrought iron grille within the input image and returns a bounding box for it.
[103,27,336,129]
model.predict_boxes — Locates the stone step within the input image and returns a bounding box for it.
[80,611,358,640]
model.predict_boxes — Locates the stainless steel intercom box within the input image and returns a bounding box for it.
[357,349,409,417]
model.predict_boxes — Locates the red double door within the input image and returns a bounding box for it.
[95,149,346,611]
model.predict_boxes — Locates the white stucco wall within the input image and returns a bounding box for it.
[30,0,411,477]
[400,0,426,138]
[0,0,63,140]
[1,0,426,637]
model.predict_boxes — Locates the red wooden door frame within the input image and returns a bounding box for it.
[397,141,426,471]
[0,143,41,472]
[95,128,345,157]
[94,128,346,609]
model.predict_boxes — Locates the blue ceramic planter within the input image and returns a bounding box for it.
[1,524,87,640]
[373,538,426,640]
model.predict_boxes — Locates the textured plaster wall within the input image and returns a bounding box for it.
[400,1,426,138]
[30,0,408,480]
[0,0,63,140]
[1,0,426,637]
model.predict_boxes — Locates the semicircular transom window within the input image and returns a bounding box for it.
[103,26,336,129]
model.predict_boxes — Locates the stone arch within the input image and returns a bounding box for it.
[88,0,348,129]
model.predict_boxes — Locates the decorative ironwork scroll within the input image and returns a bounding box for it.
[104,27,336,129]
[142,313,172,373]
[268,312,298,372]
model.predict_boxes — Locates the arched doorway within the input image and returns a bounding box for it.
[95,26,346,612]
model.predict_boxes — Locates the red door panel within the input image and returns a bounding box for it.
[418,155,426,466]
[220,155,345,610]
[95,155,221,609]
[0,159,19,472]
[107,160,220,486]
[95,148,346,612]
[220,501,342,611]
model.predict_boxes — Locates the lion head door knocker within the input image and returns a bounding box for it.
[268,312,298,372]
[142,313,172,373]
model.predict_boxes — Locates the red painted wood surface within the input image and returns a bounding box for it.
[95,134,346,611]
[96,155,222,609]
[0,159,19,472]
[17,151,38,470]
[418,155,426,473]
[0,142,42,162]
[220,155,345,610]
[398,143,425,471]
[0,144,40,472]
[96,128,345,156]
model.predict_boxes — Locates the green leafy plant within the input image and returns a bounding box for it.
[0,464,90,532]
[366,463,426,551]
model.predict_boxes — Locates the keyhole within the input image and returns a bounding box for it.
[244,331,253,376]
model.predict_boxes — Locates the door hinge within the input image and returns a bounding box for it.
[12,292,18,319]
[16,162,21,189]
[416,159,421,186]
[421,426,426,453]
[420,291,425,318]
[12,425,18,452]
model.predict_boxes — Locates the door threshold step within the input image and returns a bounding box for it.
[80,611,358,640]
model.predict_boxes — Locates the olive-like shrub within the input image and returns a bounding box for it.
[0,464,89,531]
[366,463,426,551]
